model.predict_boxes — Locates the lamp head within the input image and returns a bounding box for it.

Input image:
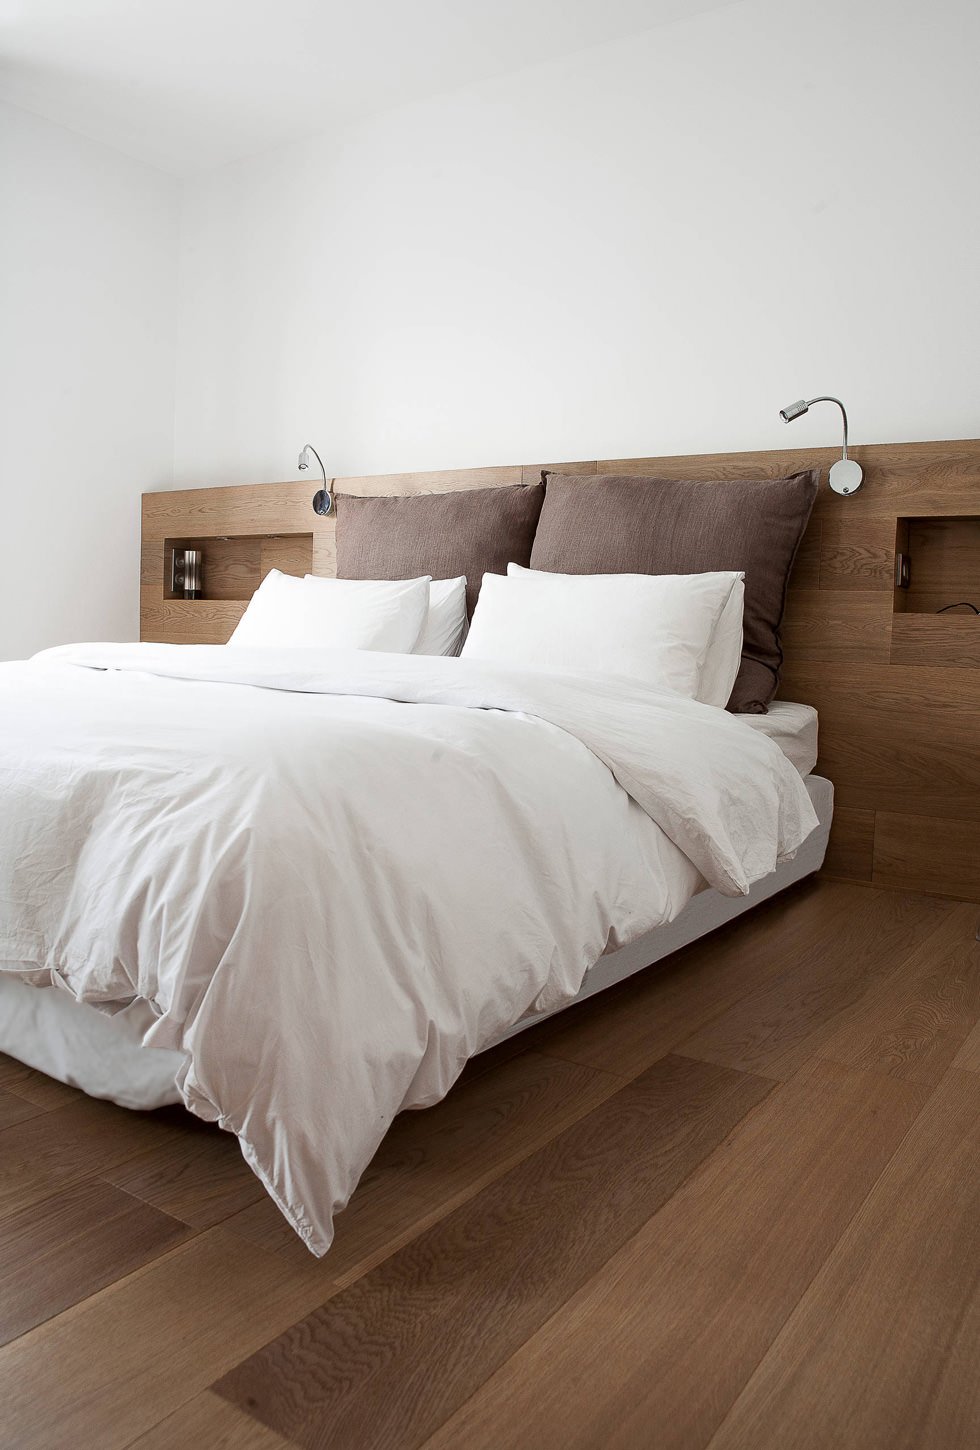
[297,446,311,472]
[780,399,810,423]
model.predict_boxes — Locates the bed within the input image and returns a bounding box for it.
[1,464,829,1255]
[0,642,821,1255]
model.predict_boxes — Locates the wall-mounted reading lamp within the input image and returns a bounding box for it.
[779,396,863,496]
[298,444,333,516]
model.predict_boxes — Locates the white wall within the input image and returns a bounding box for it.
[0,102,178,660]
[4,0,977,656]
[173,0,980,489]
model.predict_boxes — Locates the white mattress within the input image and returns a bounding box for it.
[737,700,818,777]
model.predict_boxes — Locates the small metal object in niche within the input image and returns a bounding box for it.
[172,548,203,599]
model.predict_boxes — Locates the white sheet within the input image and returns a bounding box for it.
[0,975,180,1109]
[737,700,818,777]
[0,644,817,1254]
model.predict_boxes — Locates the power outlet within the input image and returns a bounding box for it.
[171,548,187,594]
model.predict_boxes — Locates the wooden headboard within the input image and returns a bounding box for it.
[142,439,980,902]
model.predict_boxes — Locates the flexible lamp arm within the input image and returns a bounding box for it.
[779,394,862,495]
[806,396,849,458]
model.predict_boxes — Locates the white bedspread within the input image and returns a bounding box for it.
[0,644,817,1253]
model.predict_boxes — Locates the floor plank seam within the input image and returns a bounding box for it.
[104,1178,204,1233]
[667,894,963,1084]
[703,1064,980,1449]
[0,1221,208,1357]
[416,1062,938,1450]
[119,1389,304,1450]
[528,1043,650,1084]
[670,1048,785,1083]
[326,1065,630,1290]
[0,1088,62,1115]
[708,1061,950,1450]
[0,1226,212,1351]
[410,1072,781,1448]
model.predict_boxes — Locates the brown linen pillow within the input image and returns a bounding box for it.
[335,483,545,618]
[530,470,819,712]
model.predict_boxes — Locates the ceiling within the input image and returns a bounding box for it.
[0,0,739,175]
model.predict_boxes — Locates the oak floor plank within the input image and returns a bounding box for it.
[524,878,855,1079]
[423,1059,927,1450]
[0,1086,46,1133]
[0,1052,83,1110]
[707,1069,980,1450]
[212,1055,772,1449]
[453,1030,536,1086]
[0,1095,198,1220]
[106,1114,266,1229]
[679,889,953,1080]
[224,1049,624,1283]
[0,1229,337,1450]
[952,1017,980,1071]
[0,1178,191,1347]
[816,903,980,1086]
[129,1391,296,1450]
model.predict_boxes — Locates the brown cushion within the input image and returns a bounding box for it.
[530,470,819,712]
[335,483,545,618]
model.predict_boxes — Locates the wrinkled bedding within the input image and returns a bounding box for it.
[0,644,817,1253]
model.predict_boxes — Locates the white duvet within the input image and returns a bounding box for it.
[0,644,817,1254]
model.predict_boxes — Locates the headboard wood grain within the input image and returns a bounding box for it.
[142,438,980,902]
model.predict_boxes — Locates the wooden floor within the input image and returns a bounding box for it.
[1,879,979,1450]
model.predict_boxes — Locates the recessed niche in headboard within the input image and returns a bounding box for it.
[894,515,980,612]
[142,480,320,643]
[891,515,980,669]
[163,535,313,601]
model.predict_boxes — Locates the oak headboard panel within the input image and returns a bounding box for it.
[142,439,980,901]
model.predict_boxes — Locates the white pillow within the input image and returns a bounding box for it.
[462,564,743,699]
[229,570,430,651]
[301,574,467,656]
[413,577,468,656]
[698,577,745,708]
